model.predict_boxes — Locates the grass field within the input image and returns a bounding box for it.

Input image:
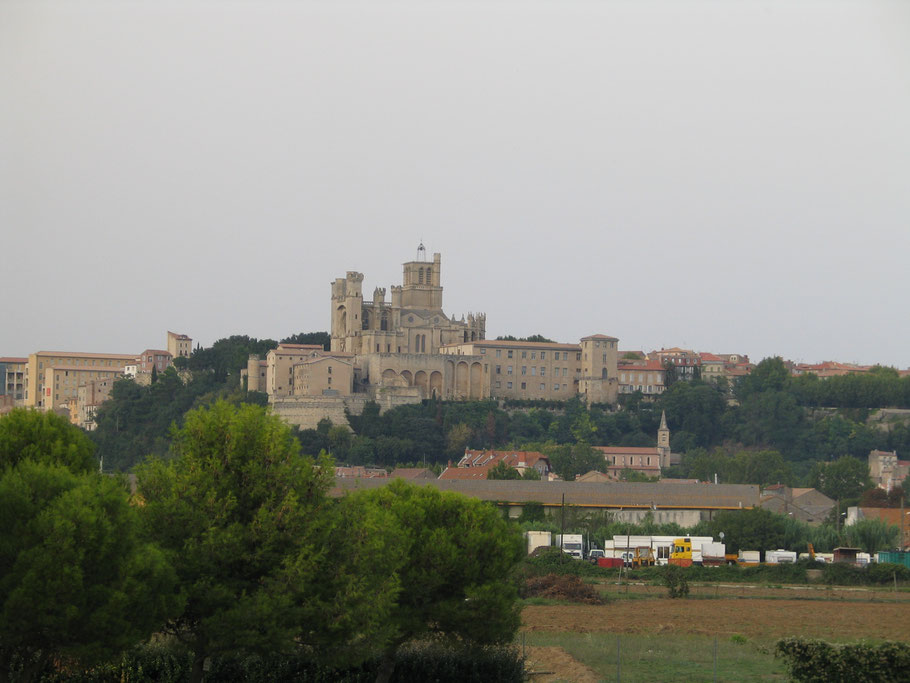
[522,632,787,682]
[519,582,910,681]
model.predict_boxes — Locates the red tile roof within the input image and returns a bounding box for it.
[594,446,661,456]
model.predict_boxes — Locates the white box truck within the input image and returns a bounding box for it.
[554,534,584,560]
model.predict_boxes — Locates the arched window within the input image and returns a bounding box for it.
[602,367,608,379]
[380,311,389,331]
[471,331,476,341]
[362,310,370,330]
[464,331,468,342]
[425,266,432,283]
[419,268,424,284]
[421,335,427,353]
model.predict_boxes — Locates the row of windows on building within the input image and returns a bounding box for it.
[38,358,122,369]
[495,365,574,377]
[494,381,569,391]
[484,348,579,361]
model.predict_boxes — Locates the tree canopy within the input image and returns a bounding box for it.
[136,402,368,682]
[0,409,96,474]
[349,480,524,682]
[0,411,177,683]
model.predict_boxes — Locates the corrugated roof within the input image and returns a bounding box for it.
[331,478,759,509]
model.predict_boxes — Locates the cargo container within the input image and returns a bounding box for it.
[877,551,910,569]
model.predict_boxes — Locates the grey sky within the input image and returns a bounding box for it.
[3,0,909,367]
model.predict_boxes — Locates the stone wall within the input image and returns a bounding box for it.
[270,391,422,430]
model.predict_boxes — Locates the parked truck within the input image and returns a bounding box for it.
[525,531,552,555]
[554,534,584,560]
[668,537,717,567]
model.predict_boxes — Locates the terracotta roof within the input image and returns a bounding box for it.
[594,446,661,456]
[438,467,493,480]
[389,468,436,479]
[606,464,661,472]
[0,357,27,363]
[699,352,723,362]
[580,334,619,342]
[618,360,665,372]
[275,344,324,351]
[34,351,136,360]
[460,449,548,468]
[440,340,581,351]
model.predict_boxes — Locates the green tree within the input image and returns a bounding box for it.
[843,519,899,554]
[137,402,392,683]
[0,409,96,474]
[351,480,524,683]
[0,460,178,682]
[541,441,605,481]
[523,466,542,481]
[809,456,871,502]
[709,508,787,558]
[487,461,522,480]
[445,422,473,458]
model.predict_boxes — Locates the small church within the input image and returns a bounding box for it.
[583,411,680,481]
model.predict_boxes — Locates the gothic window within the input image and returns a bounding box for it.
[362,310,370,330]
[426,266,432,282]
[419,268,424,284]
[381,312,389,331]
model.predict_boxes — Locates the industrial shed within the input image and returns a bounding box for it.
[331,479,760,526]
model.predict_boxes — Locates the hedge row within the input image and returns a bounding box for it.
[776,638,910,682]
[38,641,525,683]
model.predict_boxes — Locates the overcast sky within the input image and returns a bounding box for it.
[2,0,909,367]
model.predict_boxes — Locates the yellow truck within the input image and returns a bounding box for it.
[669,537,726,566]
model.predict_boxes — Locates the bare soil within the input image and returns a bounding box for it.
[522,598,910,641]
[523,646,601,683]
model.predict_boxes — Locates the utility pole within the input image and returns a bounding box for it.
[560,493,566,552]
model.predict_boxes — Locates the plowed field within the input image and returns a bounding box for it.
[522,598,910,641]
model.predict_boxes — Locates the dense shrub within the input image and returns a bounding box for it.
[865,562,910,585]
[521,546,601,577]
[776,638,910,683]
[662,565,690,598]
[523,574,605,604]
[38,641,525,683]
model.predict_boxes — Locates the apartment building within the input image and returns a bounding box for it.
[138,349,173,374]
[166,331,192,359]
[74,376,119,430]
[439,334,618,403]
[617,359,667,397]
[25,351,134,410]
[0,357,27,406]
